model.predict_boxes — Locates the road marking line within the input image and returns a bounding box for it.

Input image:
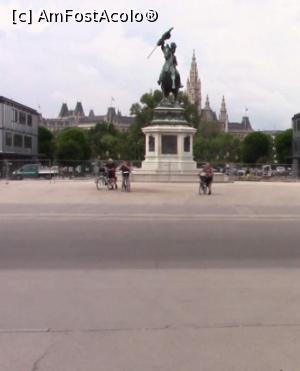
[0,213,300,221]
[0,328,50,333]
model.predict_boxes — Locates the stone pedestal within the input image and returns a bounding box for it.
[140,101,197,174]
[142,125,197,172]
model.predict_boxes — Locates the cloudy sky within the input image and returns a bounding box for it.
[1,0,300,129]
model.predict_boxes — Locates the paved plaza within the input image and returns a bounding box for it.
[1,180,300,370]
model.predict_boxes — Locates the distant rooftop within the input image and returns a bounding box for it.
[0,96,39,115]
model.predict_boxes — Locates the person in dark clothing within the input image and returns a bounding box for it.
[105,158,117,189]
[203,162,214,195]
[119,161,131,177]
[119,161,131,191]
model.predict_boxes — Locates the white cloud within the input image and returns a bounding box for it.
[1,0,300,129]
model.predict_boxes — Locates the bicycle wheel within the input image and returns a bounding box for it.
[126,178,131,192]
[121,178,126,192]
[107,178,114,190]
[122,176,130,192]
[96,176,105,190]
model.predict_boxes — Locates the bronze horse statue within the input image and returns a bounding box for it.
[155,28,182,101]
[160,69,181,101]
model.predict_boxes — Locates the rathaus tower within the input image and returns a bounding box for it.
[186,51,201,113]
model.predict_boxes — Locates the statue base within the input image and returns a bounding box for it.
[141,124,197,173]
[135,100,197,180]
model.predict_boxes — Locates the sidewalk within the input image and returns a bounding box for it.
[1,269,300,371]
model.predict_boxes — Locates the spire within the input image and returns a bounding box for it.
[107,107,116,123]
[241,116,252,131]
[221,96,226,109]
[88,109,95,118]
[205,95,211,109]
[74,102,85,117]
[219,95,228,123]
[59,103,69,118]
[186,51,201,113]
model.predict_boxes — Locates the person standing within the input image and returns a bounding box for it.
[105,158,117,189]
[203,162,214,195]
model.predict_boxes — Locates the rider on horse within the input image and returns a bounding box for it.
[157,29,183,91]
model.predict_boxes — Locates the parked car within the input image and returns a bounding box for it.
[12,164,59,180]
[262,165,272,177]
[275,166,286,175]
[237,168,247,176]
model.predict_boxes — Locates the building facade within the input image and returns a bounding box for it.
[186,53,253,139]
[292,113,300,177]
[0,96,39,159]
[42,102,134,132]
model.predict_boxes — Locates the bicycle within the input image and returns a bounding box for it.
[106,176,118,190]
[198,173,208,195]
[121,172,131,192]
[95,173,108,190]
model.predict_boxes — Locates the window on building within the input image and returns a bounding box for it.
[5,132,12,147]
[14,134,23,147]
[19,112,26,124]
[24,136,32,149]
[27,114,32,126]
[12,109,18,123]
[297,120,300,132]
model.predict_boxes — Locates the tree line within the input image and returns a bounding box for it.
[39,90,293,165]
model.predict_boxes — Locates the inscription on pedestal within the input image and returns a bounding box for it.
[161,135,177,154]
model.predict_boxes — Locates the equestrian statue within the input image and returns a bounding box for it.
[148,27,183,101]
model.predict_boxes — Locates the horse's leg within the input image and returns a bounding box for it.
[171,73,176,89]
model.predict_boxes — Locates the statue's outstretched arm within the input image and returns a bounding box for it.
[157,27,173,46]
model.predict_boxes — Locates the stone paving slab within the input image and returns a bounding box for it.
[0,180,300,207]
[1,269,300,371]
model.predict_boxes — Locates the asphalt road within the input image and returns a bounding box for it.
[0,180,300,269]
[1,212,300,269]
[1,181,300,370]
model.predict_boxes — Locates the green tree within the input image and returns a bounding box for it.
[38,126,55,159]
[88,122,123,159]
[275,129,293,164]
[193,130,241,163]
[177,92,201,128]
[127,91,163,161]
[55,127,91,161]
[241,132,272,163]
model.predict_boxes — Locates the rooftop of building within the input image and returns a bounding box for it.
[292,113,300,120]
[0,96,39,115]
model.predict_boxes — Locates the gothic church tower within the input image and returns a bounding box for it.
[187,51,201,113]
[219,96,229,132]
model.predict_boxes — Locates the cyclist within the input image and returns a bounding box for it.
[99,162,108,185]
[105,158,117,189]
[119,161,131,191]
[203,162,214,195]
